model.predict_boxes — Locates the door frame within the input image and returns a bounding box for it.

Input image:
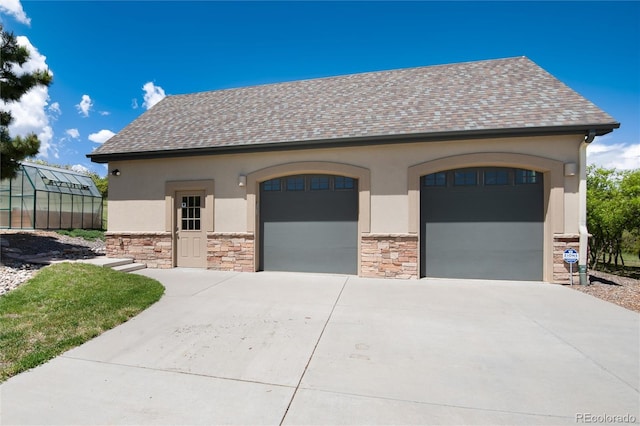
[418,166,544,280]
[165,180,215,267]
[175,190,207,267]
[258,173,360,274]
[246,162,371,274]
[408,152,564,282]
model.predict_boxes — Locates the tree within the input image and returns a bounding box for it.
[587,166,640,268]
[88,172,108,198]
[1,25,52,180]
[619,169,640,259]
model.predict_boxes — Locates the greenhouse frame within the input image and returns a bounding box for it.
[0,162,103,230]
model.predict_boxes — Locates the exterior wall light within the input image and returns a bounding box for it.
[111,169,121,176]
[564,163,577,177]
[238,175,247,187]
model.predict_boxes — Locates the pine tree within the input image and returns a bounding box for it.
[1,24,53,180]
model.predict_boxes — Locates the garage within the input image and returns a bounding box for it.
[260,174,358,274]
[420,167,544,281]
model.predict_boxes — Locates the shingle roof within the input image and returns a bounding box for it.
[89,57,618,162]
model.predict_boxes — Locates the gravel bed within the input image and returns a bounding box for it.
[1,230,106,296]
[568,269,640,313]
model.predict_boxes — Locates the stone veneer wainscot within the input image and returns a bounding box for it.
[207,232,255,272]
[105,232,172,268]
[361,234,418,279]
[553,234,580,284]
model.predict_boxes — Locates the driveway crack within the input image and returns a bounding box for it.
[278,275,350,425]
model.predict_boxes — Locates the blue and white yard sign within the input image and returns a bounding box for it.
[563,248,579,285]
[563,248,579,264]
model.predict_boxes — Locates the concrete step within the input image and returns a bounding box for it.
[82,257,136,269]
[112,262,147,273]
[79,257,147,273]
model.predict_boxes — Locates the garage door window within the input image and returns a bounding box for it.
[454,170,477,186]
[484,170,509,185]
[335,176,355,190]
[286,176,305,191]
[310,176,330,191]
[263,176,357,192]
[424,172,446,187]
[263,179,281,191]
[515,169,540,184]
[424,168,542,188]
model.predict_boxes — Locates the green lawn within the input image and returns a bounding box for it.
[593,252,640,280]
[0,263,164,382]
[55,228,105,241]
[621,251,640,268]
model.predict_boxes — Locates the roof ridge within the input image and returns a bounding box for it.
[167,56,532,99]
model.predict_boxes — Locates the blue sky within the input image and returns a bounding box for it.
[1,1,638,176]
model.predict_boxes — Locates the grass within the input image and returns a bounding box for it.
[55,228,105,241]
[0,263,164,382]
[594,252,640,280]
[621,251,640,268]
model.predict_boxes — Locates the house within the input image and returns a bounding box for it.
[0,162,103,230]
[88,57,619,283]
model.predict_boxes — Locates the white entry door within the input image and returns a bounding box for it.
[176,191,206,268]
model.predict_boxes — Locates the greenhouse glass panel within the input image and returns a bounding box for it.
[11,196,33,228]
[36,191,49,228]
[48,192,61,229]
[0,190,9,228]
[11,170,24,193]
[82,197,102,228]
[23,165,41,191]
[0,162,103,229]
[72,195,84,228]
[60,194,72,228]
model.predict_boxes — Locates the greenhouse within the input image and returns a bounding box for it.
[0,162,103,230]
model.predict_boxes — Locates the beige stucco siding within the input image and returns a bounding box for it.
[108,135,583,235]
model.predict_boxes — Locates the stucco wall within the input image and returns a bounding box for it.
[108,135,582,235]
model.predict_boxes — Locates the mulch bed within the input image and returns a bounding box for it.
[568,269,640,313]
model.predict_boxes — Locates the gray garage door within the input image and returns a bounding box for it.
[421,167,544,281]
[260,174,358,274]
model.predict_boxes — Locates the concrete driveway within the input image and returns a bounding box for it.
[1,270,638,425]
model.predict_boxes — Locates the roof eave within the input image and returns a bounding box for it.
[87,123,620,164]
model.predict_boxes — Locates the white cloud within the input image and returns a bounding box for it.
[99,111,110,116]
[131,98,139,109]
[88,129,115,144]
[76,94,93,117]
[65,128,80,139]
[142,82,166,110]
[71,164,90,175]
[1,36,55,157]
[587,138,640,171]
[48,102,61,117]
[0,0,31,25]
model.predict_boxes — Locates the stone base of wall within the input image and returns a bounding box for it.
[105,232,173,268]
[361,234,418,279]
[553,234,580,284]
[207,233,255,272]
